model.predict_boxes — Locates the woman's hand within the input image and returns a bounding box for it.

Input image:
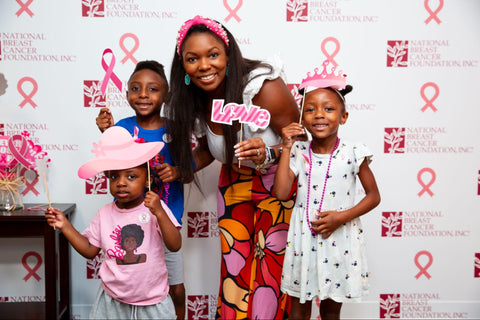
[234,137,266,165]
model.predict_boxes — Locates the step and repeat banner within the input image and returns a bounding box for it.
[1,0,479,319]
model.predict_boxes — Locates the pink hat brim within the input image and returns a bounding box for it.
[77,127,164,179]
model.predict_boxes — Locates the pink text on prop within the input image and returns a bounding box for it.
[211,99,270,129]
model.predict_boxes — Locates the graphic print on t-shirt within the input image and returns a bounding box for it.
[113,223,147,265]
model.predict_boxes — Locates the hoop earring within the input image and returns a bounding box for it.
[184,74,190,86]
[226,66,229,77]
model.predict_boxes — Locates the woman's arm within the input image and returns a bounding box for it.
[252,77,300,137]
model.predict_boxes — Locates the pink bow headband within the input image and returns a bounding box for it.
[176,15,229,56]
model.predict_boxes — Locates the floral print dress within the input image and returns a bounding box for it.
[281,139,372,303]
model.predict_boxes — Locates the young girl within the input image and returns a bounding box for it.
[273,60,380,320]
[45,126,181,319]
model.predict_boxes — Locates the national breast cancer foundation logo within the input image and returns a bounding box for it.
[286,0,308,22]
[381,210,470,238]
[83,80,127,108]
[85,173,108,195]
[379,294,400,318]
[286,0,379,23]
[384,128,405,153]
[82,0,105,17]
[81,0,177,19]
[475,253,480,278]
[287,83,303,108]
[384,127,473,154]
[381,212,402,237]
[478,170,480,195]
[87,252,104,279]
[387,40,478,68]
[379,293,468,318]
[387,41,408,67]
[187,295,217,319]
[187,211,219,238]
[83,80,106,108]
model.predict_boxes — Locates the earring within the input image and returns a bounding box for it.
[184,74,190,86]
[226,66,229,77]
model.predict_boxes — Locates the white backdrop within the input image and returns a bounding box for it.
[1,0,480,319]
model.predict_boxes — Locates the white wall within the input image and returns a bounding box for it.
[1,0,479,318]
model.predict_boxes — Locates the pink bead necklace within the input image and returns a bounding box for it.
[305,137,339,237]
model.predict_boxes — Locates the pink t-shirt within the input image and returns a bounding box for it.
[82,201,180,306]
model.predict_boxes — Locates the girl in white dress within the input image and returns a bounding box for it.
[273,60,381,320]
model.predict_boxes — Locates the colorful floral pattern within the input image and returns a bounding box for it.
[216,164,295,319]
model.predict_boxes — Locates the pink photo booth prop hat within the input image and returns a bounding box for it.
[78,126,164,179]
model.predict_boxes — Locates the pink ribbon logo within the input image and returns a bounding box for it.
[424,0,443,24]
[420,82,439,112]
[414,250,433,279]
[16,0,34,17]
[417,167,436,197]
[21,167,40,196]
[224,0,243,22]
[22,251,42,282]
[101,48,123,96]
[8,135,35,169]
[17,77,38,108]
[321,37,341,67]
[119,33,139,65]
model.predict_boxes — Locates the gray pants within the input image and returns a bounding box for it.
[89,286,176,319]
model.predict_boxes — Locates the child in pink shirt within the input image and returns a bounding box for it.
[45,126,181,319]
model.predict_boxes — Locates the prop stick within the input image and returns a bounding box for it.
[36,158,54,229]
[147,162,151,192]
[238,123,243,168]
[299,90,305,123]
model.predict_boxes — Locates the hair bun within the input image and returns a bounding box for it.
[339,85,353,97]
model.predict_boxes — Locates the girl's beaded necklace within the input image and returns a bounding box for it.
[305,137,339,236]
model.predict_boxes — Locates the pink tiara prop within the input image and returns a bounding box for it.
[176,15,229,56]
[299,59,346,91]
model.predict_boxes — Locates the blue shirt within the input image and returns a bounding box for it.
[116,116,184,225]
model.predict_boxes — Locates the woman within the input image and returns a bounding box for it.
[166,15,300,319]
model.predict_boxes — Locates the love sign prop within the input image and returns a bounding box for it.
[211,99,271,129]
